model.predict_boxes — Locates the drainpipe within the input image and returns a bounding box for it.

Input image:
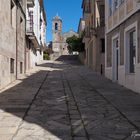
[24,10,27,74]
[24,35,26,74]
[23,3,27,74]
[16,0,18,79]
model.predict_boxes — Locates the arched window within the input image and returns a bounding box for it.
[55,23,58,30]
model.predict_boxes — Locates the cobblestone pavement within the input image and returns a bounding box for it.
[0,56,140,140]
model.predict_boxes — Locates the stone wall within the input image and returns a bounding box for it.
[105,11,140,93]
[78,52,85,64]
[106,11,140,68]
[0,0,26,89]
[0,0,17,89]
[17,1,26,77]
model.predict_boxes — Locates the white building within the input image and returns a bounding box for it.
[105,0,140,93]
[26,0,46,69]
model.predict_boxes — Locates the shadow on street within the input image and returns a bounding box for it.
[0,55,140,140]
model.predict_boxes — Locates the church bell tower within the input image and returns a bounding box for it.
[52,15,62,56]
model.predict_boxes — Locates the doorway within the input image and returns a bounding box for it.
[112,38,119,82]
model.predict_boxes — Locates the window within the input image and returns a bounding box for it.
[10,58,14,74]
[55,23,58,30]
[101,39,105,53]
[29,11,33,32]
[20,17,23,36]
[129,30,136,73]
[20,17,23,23]
[125,23,137,74]
[20,62,23,74]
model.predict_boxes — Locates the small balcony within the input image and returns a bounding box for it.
[26,20,34,35]
[27,0,35,7]
[26,20,40,49]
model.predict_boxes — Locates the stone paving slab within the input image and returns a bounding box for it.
[77,66,140,130]
[0,57,140,140]
[0,62,55,140]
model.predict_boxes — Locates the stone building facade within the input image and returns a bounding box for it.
[82,0,105,75]
[17,0,26,77]
[0,0,26,89]
[62,30,78,55]
[52,15,78,58]
[26,0,46,70]
[0,0,46,89]
[78,18,86,64]
[105,0,140,93]
[78,18,85,38]
[52,15,63,57]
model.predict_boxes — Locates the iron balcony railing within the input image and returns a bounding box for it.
[26,20,34,34]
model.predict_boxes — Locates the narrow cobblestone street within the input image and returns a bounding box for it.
[0,55,140,140]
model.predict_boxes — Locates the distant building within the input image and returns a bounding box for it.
[52,15,63,57]
[105,0,140,93]
[62,29,78,55]
[52,15,78,58]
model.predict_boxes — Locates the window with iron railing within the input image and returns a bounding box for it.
[30,11,33,30]
[27,11,34,33]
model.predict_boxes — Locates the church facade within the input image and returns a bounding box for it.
[52,15,78,58]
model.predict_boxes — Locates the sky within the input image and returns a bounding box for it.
[44,0,82,43]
